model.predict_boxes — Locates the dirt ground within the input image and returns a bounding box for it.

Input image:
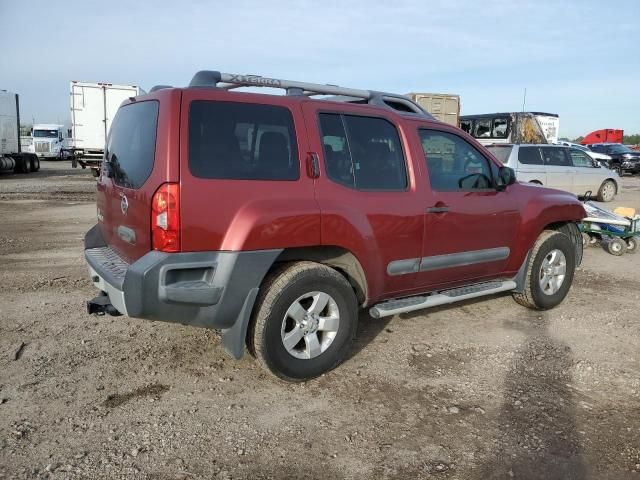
[1,162,639,479]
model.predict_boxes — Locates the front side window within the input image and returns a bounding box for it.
[420,129,494,191]
[189,101,299,181]
[540,147,570,167]
[569,149,594,167]
[106,100,159,189]
[318,113,407,191]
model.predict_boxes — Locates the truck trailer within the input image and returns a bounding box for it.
[406,92,460,126]
[0,90,39,175]
[69,81,140,171]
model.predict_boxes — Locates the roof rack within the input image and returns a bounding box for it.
[187,70,433,119]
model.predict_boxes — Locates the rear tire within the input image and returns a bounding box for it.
[29,155,40,172]
[248,262,358,382]
[20,155,31,173]
[513,230,576,310]
[597,180,616,202]
[607,237,626,256]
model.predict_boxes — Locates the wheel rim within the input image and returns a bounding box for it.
[538,249,567,295]
[281,291,340,360]
[601,182,615,201]
[611,241,622,253]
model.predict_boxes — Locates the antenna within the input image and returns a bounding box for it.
[521,88,527,113]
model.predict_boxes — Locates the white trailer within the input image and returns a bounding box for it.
[0,90,39,175]
[69,81,139,168]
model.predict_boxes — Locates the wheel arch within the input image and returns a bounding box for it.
[273,246,368,306]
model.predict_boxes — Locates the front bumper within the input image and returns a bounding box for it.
[84,224,281,357]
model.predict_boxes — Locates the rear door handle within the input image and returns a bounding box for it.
[426,206,449,213]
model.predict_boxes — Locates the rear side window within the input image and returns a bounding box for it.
[540,147,570,166]
[474,119,492,137]
[318,113,407,191]
[492,117,509,138]
[106,101,159,189]
[518,146,543,165]
[486,146,513,164]
[189,101,299,180]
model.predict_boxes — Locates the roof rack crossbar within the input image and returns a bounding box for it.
[188,70,432,118]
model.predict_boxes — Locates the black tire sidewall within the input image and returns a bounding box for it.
[529,233,575,309]
[260,272,357,381]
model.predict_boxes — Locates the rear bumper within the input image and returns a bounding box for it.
[84,224,281,357]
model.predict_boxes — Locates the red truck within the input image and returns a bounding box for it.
[85,71,585,381]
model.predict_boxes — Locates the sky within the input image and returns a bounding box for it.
[1,0,639,138]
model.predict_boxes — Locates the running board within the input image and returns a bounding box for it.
[369,280,517,319]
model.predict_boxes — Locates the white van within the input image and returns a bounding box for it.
[487,144,620,202]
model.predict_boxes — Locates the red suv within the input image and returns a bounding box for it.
[85,70,585,381]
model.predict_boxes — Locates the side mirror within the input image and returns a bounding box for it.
[496,166,516,190]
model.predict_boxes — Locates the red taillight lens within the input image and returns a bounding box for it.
[151,182,180,252]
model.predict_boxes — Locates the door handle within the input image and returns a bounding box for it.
[306,152,320,179]
[426,205,449,213]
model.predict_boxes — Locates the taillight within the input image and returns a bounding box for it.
[151,182,180,252]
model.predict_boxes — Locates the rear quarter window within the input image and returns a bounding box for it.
[189,101,299,181]
[106,101,159,189]
[486,146,513,164]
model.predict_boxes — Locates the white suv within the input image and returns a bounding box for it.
[487,144,620,202]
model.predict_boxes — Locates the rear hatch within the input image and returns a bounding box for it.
[96,94,177,263]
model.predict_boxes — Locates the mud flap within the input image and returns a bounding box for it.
[221,288,259,359]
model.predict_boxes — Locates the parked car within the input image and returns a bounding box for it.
[84,70,585,381]
[556,141,612,165]
[588,143,640,175]
[487,144,620,202]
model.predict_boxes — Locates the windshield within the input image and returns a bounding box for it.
[486,146,513,164]
[609,144,635,154]
[33,130,58,138]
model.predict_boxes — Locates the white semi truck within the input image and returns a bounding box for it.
[0,90,39,175]
[69,81,140,172]
[30,123,69,159]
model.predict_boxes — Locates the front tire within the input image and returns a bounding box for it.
[626,237,639,254]
[513,230,576,310]
[597,180,616,202]
[607,237,626,256]
[248,262,358,382]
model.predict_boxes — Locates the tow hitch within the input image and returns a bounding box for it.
[87,294,122,316]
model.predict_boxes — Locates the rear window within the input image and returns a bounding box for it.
[106,101,159,189]
[189,101,299,180]
[486,146,513,164]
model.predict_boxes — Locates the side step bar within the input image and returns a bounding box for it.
[369,280,517,319]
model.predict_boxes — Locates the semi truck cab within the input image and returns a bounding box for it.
[30,124,68,159]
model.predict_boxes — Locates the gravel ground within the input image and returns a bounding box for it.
[1,162,639,479]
